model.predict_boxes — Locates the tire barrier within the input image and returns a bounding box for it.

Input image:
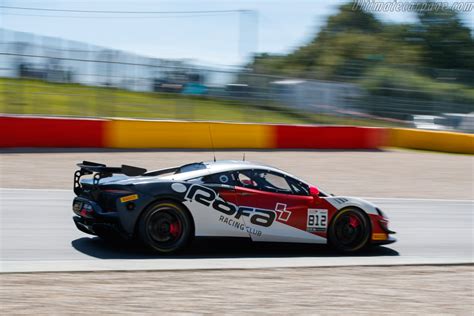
[1,115,472,154]
[388,128,474,155]
[274,125,386,149]
[0,115,105,148]
[105,119,273,149]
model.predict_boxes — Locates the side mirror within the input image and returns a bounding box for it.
[309,186,319,197]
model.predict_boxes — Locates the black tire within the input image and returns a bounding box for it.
[138,200,193,253]
[328,208,370,253]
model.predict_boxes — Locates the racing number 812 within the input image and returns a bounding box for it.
[308,213,327,227]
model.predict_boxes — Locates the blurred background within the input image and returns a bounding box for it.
[0,0,473,131]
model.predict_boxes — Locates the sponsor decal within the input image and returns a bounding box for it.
[183,184,276,227]
[173,184,293,230]
[120,194,139,203]
[171,183,187,193]
[218,215,262,236]
[372,233,387,240]
[275,203,291,222]
[307,209,328,232]
[219,175,229,183]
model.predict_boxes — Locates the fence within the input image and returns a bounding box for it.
[1,28,472,131]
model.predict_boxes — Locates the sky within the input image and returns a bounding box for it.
[1,0,472,67]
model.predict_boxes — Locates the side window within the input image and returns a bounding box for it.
[236,170,299,195]
[261,172,292,193]
[287,177,310,196]
[237,172,258,188]
[201,172,237,185]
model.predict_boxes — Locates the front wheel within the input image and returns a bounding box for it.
[138,200,193,253]
[328,208,370,253]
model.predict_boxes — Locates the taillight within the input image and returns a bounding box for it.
[73,201,83,212]
[80,203,94,218]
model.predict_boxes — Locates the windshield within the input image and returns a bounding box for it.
[176,162,207,173]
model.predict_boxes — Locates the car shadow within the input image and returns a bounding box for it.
[71,237,399,260]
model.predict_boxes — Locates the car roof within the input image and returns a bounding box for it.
[159,160,308,183]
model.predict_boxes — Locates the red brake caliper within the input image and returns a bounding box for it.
[349,215,360,228]
[169,222,181,237]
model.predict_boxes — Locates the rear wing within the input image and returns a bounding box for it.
[74,161,147,194]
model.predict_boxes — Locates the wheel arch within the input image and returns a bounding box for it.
[133,195,196,239]
[328,205,373,245]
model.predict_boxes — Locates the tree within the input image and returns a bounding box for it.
[247,1,472,78]
[414,4,474,69]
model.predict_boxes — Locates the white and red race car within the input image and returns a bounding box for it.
[72,160,396,253]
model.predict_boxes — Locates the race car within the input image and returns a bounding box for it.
[72,160,395,253]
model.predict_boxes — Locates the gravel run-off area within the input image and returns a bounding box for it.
[1,265,473,315]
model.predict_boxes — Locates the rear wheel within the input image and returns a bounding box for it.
[138,200,193,253]
[329,208,370,253]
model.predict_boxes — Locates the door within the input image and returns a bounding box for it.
[233,170,326,244]
[186,172,249,238]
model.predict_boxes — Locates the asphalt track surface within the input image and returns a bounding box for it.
[0,188,472,272]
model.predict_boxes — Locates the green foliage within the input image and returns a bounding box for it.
[247,1,473,118]
[250,2,473,77]
[250,3,435,80]
[415,6,474,69]
[325,3,383,33]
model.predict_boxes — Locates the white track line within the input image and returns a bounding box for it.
[1,257,472,273]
